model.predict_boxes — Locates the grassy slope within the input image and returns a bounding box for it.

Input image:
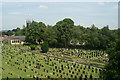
[2,45,101,78]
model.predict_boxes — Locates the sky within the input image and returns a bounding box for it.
[1,2,118,30]
[1,0,119,2]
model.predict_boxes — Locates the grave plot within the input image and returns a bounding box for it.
[2,44,102,79]
[35,48,108,68]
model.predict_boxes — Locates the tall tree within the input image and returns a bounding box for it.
[102,39,120,80]
[25,21,46,44]
[43,25,57,47]
[55,18,74,47]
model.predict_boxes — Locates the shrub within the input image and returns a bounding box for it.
[41,42,49,53]
[30,45,36,50]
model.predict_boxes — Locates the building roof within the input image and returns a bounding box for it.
[0,35,9,37]
[0,35,9,41]
[6,36,25,40]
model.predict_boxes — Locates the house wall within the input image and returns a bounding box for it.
[10,39,22,45]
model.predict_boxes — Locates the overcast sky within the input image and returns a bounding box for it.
[1,2,118,30]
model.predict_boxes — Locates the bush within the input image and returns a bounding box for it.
[30,45,36,50]
[41,42,49,53]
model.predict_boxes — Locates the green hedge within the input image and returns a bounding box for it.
[30,45,36,50]
[41,42,49,53]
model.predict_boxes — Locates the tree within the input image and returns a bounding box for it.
[42,25,57,47]
[70,38,79,47]
[99,25,114,49]
[30,45,36,50]
[6,30,15,36]
[25,21,46,44]
[82,25,100,49]
[102,37,120,80]
[71,25,83,46]
[55,18,74,47]
[15,27,24,36]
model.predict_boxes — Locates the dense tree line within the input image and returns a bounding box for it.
[2,18,118,50]
[101,30,120,79]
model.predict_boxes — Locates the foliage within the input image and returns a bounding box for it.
[1,18,118,50]
[42,25,57,47]
[41,42,49,53]
[102,39,120,80]
[25,21,46,44]
[30,45,36,50]
[54,18,74,47]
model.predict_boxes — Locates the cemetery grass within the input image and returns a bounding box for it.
[1,45,106,78]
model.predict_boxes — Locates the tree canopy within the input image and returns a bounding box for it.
[2,18,118,50]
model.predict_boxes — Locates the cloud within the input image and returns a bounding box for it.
[97,2,105,6]
[38,5,48,9]
[9,12,22,15]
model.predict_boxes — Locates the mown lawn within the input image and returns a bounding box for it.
[1,45,103,79]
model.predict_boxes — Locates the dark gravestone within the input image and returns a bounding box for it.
[88,65,90,69]
[63,72,65,74]
[31,69,33,71]
[84,67,86,70]
[68,66,70,69]
[95,68,98,73]
[29,64,31,66]
[41,65,44,67]
[85,75,87,78]
[92,69,94,72]
[79,74,82,79]
[24,69,26,72]
[75,75,77,78]
[60,75,62,78]
[46,70,48,73]
[53,69,55,71]
[90,74,92,79]
[50,68,52,70]
[76,73,78,75]
[73,64,76,67]
[69,70,71,73]
[80,67,82,69]
[61,65,63,67]
[53,72,55,75]
[56,69,58,72]
[59,70,61,73]
[25,66,27,68]
[71,74,73,78]
[72,71,74,74]
[74,68,77,71]
[43,69,46,72]
[47,76,50,78]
